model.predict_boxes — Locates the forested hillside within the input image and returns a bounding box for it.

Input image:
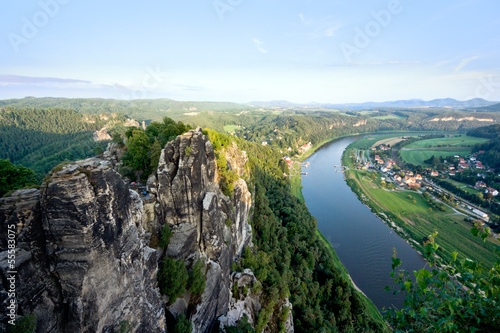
[0,107,123,178]
[469,124,500,169]
[0,97,250,122]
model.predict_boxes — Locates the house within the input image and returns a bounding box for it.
[449,171,456,176]
[407,171,414,176]
[415,174,423,181]
[262,141,268,146]
[394,175,402,182]
[408,183,421,189]
[475,181,487,188]
[486,188,499,196]
[298,143,312,153]
[374,155,380,160]
[479,150,485,154]
[476,161,484,170]
[404,176,416,184]
[431,171,439,177]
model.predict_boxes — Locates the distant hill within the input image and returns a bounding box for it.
[467,103,500,112]
[0,97,251,121]
[247,98,498,110]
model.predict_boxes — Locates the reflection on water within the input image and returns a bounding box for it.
[302,136,426,310]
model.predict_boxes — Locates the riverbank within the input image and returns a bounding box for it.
[315,219,386,324]
[289,134,386,320]
[341,141,500,270]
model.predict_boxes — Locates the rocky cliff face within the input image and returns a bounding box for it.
[0,159,165,332]
[0,128,292,333]
[149,128,253,333]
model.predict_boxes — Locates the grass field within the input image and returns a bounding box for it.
[443,179,480,195]
[344,163,500,268]
[349,132,437,149]
[400,149,470,165]
[223,125,239,133]
[404,136,488,149]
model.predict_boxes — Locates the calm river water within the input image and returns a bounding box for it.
[302,136,426,310]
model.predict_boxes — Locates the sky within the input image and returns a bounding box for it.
[1,0,500,103]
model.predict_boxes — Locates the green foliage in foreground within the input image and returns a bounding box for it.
[385,227,500,332]
[0,159,38,197]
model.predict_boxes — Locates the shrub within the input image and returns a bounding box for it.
[184,146,192,157]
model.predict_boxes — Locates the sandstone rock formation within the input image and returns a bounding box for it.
[93,128,112,141]
[149,128,253,333]
[0,159,165,332]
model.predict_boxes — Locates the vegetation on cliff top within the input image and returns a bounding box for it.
[0,159,38,197]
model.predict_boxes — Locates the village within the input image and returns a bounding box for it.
[352,142,499,224]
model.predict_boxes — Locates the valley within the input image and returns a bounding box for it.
[1,98,500,332]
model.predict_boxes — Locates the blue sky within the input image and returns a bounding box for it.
[1,0,499,103]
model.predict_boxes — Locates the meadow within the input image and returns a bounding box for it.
[343,143,500,269]
[404,135,488,148]
[399,149,470,166]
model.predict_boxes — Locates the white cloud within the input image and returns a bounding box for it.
[252,38,268,54]
[455,56,479,72]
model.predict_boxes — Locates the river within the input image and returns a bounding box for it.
[301,136,427,310]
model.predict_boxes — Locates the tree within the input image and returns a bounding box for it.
[158,224,173,249]
[384,227,500,332]
[0,160,37,197]
[158,257,188,305]
[225,315,255,333]
[173,313,192,333]
[123,129,151,179]
[188,259,206,298]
